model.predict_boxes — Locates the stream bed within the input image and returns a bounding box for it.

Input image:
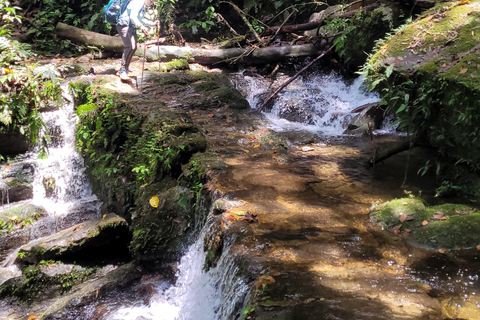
[1,60,479,319]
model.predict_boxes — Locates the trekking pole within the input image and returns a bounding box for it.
[141,41,146,87]
[156,24,160,71]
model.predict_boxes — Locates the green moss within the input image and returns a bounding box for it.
[158,59,190,72]
[370,197,428,229]
[371,196,480,250]
[410,212,480,249]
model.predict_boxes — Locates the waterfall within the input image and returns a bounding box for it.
[0,79,101,268]
[31,81,99,214]
[231,70,381,135]
[109,218,250,320]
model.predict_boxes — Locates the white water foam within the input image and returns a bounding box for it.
[233,71,380,135]
[109,230,248,320]
[31,81,99,215]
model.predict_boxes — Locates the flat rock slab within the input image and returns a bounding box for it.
[15,213,129,265]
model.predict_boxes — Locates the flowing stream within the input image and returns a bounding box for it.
[2,67,478,319]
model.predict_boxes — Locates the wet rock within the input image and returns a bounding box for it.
[0,132,29,156]
[0,202,46,261]
[15,213,129,265]
[130,186,203,264]
[344,103,384,135]
[39,263,140,319]
[1,160,35,204]
[213,199,246,214]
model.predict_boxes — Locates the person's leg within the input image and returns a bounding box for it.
[124,27,137,72]
[116,24,130,72]
[116,24,137,77]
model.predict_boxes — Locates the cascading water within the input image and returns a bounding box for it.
[108,217,249,320]
[0,78,101,268]
[231,70,381,135]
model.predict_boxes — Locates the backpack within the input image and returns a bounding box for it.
[103,0,130,25]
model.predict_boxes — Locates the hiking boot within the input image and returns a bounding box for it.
[117,67,129,80]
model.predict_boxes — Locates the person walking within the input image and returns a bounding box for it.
[116,0,160,80]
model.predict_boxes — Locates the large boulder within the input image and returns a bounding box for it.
[14,213,130,265]
[365,0,480,167]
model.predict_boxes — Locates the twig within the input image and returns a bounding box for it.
[217,13,240,36]
[267,8,298,46]
[224,1,262,43]
[258,45,333,112]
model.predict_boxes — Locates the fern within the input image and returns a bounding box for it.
[0,36,34,67]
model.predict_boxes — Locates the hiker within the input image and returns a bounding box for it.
[116,0,160,80]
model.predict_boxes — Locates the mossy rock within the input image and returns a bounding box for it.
[16,214,129,265]
[370,197,479,250]
[130,185,199,264]
[370,197,429,229]
[158,59,190,72]
[410,212,480,250]
[365,0,480,169]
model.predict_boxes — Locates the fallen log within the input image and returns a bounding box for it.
[56,22,124,53]
[56,21,329,65]
[141,42,328,65]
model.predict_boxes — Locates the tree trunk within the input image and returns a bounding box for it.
[56,22,329,65]
[56,22,124,53]
[141,42,328,65]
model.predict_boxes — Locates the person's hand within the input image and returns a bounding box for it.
[140,25,149,35]
[154,20,161,27]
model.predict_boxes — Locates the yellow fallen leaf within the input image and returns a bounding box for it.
[255,275,275,288]
[228,209,246,216]
[253,144,260,148]
[460,68,468,74]
[422,220,429,226]
[244,149,250,153]
[102,214,107,220]
[7,179,12,183]
[10,215,18,221]
[28,315,37,320]
[149,196,160,208]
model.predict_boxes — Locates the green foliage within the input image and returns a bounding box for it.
[326,5,399,69]
[0,212,41,234]
[0,64,62,157]
[0,1,22,37]
[0,37,34,66]
[26,0,106,53]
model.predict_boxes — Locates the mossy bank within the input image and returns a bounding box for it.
[73,70,247,266]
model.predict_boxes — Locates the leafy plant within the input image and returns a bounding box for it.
[0,1,22,37]
[0,64,62,157]
[26,0,107,53]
